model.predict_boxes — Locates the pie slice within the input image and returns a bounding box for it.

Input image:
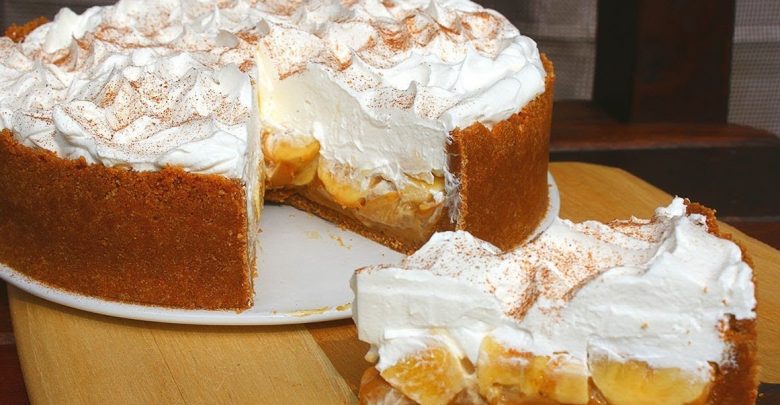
[353,198,758,404]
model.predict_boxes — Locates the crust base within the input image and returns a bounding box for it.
[266,189,453,255]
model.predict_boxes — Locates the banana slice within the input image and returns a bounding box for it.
[477,336,589,405]
[263,132,320,187]
[590,358,711,405]
[401,175,445,205]
[381,345,468,405]
[317,161,365,208]
[263,133,320,163]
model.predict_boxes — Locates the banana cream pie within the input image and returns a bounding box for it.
[353,198,758,404]
[0,0,552,309]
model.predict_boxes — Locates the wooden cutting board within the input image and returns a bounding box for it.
[9,162,780,404]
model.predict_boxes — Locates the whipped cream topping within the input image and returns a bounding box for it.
[255,0,546,185]
[1,0,545,184]
[0,0,263,178]
[353,198,756,378]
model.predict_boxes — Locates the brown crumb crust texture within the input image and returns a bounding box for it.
[449,55,554,251]
[707,318,758,404]
[4,17,48,43]
[0,130,252,310]
[266,189,453,255]
[685,201,759,404]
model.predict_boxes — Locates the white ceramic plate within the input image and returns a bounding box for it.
[0,174,560,325]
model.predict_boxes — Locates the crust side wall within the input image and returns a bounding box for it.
[0,129,252,310]
[449,55,554,251]
[686,202,758,404]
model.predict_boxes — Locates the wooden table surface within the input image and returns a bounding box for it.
[1,162,779,404]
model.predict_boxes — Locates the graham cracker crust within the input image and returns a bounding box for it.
[266,189,453,255]
[0,130,252,310]
[685,201,759,404]
[449,55,554,251]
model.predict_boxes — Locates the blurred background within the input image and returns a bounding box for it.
[499,0,780,137]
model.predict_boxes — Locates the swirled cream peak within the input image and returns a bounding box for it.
[1,0,545,182]
[353,198,756,378]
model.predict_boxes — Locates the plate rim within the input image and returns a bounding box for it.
[0,173,561,326]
